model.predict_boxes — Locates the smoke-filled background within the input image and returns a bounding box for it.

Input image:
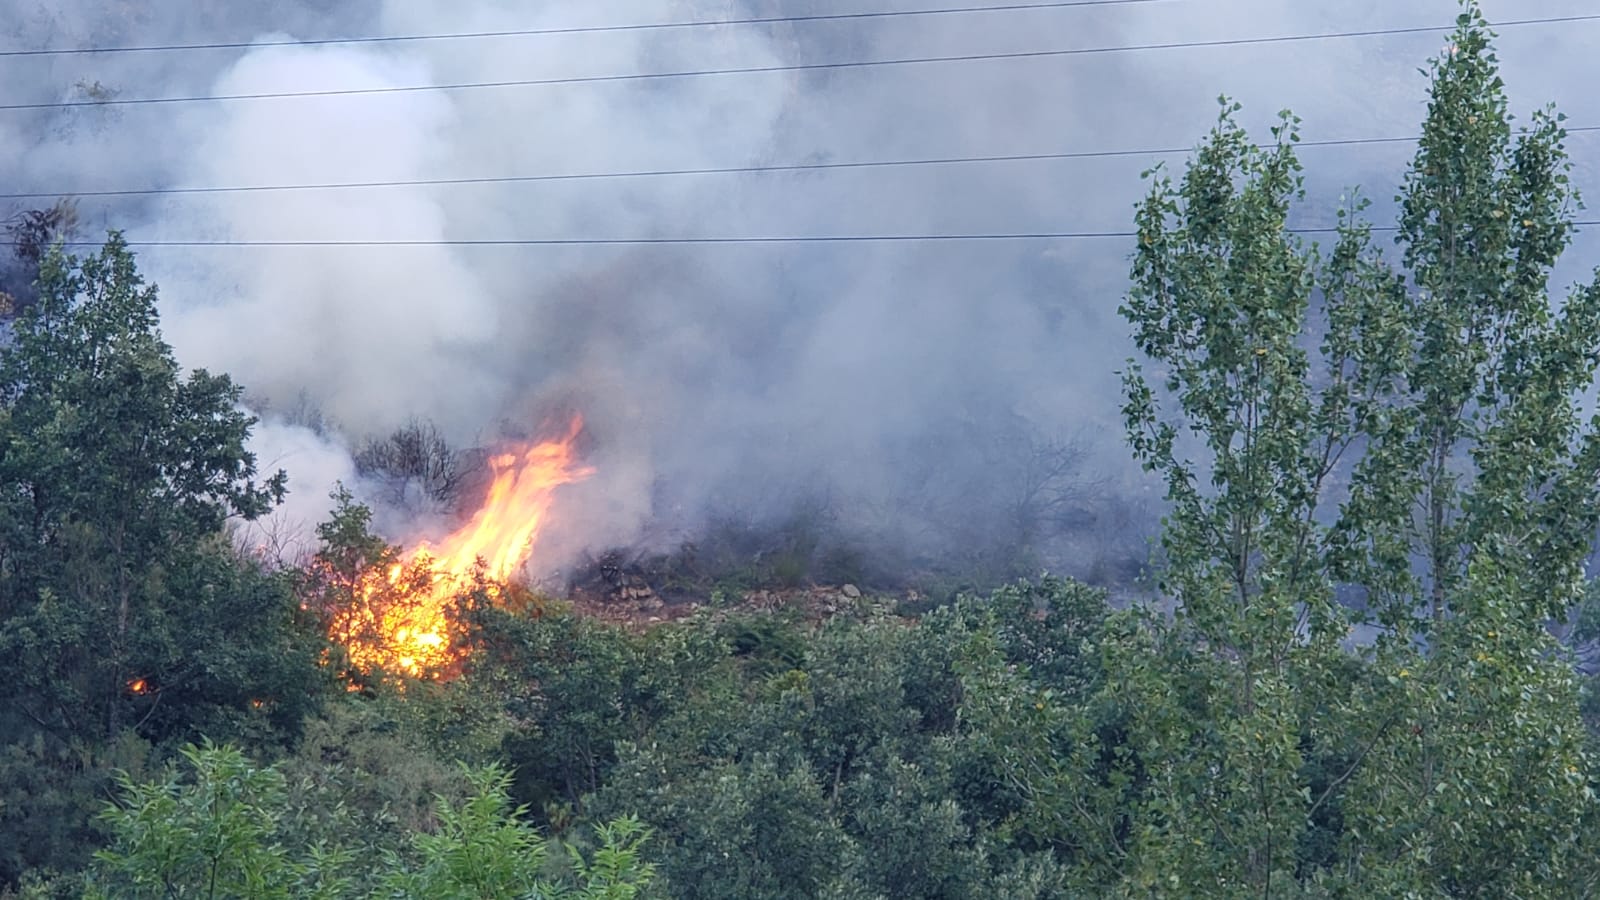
[3,0,1599,592]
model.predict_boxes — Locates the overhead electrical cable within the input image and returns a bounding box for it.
[0,0,1172,58]
[5,126,1597,202]
[14,222,1600,248]
[0,14,1595,112]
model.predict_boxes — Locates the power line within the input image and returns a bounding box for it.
[0,1,1170,58]
[6,126,1597,202]
[13,223,1600,248]
[17,235,1141,246]
[3,14,1595,113]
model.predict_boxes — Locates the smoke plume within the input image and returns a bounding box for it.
[4,0,1598,590]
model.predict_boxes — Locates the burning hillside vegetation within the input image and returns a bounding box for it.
[316,416,592,680]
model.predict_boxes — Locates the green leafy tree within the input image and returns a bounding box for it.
[473,607,669,815]
[586,591,1104,898]
[0,233,293,743]
[385,766,654,900]
[88,743,348,899]
[297,486,410,687]
[1116,98,1349,893]
[0,731,155,894]
[88,744,655,899]
[604,748,859,900]
[1112,4,1600,894]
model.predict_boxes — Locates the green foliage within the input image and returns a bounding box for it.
[277,698,477,860]
[720,610,810,677]
[0,233,304,741]
[86,743,655,900]
[1111,4,1600,893]
[612,751,857,900]
[129,539,329,748]
[0,732,154,890]
[0,235,321,886]
[561,817,656,900]
[573,588,1102,898]
[88,742,337,899]
[957,576,1107,699]
[383,766,555,897]
[471,607,696,816]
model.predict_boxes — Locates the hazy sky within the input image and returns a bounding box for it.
[3,0,1597,576]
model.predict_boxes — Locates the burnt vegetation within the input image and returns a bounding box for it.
[0,199,79,316]
[355,419,469,515]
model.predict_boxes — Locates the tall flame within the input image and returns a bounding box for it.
[332,416,594,678]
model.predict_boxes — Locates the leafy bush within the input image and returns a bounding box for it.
[86,743,655,899]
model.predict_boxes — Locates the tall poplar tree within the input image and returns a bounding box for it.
[1109,4,1600,893]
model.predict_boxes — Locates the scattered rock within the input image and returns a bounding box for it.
[564,548,914,629]
[617,583,662,609]
[745,590,780,610]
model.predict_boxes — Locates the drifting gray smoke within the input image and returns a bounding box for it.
[2,0,1598,588]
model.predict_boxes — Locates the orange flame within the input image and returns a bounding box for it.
[332,416,593,678]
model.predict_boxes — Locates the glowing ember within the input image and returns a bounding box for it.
[127,678,148,695]
[331,416,593,678]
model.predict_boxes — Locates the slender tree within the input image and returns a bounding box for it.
[1112,4,1600,893]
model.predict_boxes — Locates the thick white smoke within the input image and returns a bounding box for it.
[145,3,799,562]
[5,0,1598,584]
[233,416,361,566]
[154,41,506,440]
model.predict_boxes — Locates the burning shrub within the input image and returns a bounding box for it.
[304,417,593,685]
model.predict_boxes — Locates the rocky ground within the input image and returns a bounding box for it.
[562,558,907,628]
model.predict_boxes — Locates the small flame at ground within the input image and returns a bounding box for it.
[332,416,594,678]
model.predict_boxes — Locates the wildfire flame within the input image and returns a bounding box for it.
[331,416,594,679]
